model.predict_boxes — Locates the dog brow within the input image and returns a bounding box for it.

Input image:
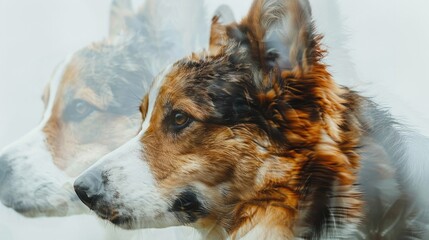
[41,55,73,126]
[139,64,173,135]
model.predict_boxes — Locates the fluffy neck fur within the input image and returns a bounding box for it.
[194,59,363,239]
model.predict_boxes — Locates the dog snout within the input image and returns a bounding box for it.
[0,155,12,186]
[0,155,13,207]
[74,171,103,209]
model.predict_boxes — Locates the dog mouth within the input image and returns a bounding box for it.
[94,206,135,228]
[0,180,86,217]
[15,202,69,217]
[1,196,85,217]
[110,214,134,227]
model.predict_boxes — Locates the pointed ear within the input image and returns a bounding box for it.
[109,0,135,37]
[209,5,236,54]
[214,5,236,25]
[241,0,316,71]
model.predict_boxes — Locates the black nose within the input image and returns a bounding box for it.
[74,171,103,209]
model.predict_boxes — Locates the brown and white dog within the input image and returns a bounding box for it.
[74,0,429,239]
[0,0,208,218]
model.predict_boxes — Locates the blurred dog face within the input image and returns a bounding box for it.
[0,35,149,217]
[0,0,207,217]
[42,39,151,176]
[76,0,362,237]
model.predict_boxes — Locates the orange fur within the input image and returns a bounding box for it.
[76,0,426,238]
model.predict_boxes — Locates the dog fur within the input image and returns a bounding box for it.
[0,0,208,218]
[71,0,427,238]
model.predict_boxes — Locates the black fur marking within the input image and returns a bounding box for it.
[170,189,207,223]
[298,159,337,239]
[227,25,249,45]
[177,56,293,145]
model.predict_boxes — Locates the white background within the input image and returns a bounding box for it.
[0,0,428,239]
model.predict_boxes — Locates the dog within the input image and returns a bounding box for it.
[75,0,429,239]
[0,0,207,219]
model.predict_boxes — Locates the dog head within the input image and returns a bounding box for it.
[75,0,361,237]
[0,0,207,217]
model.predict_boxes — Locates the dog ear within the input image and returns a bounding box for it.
[240,0,316,71]
[209,5,236,54]
[109,0,135,37]
[214,5,236,25]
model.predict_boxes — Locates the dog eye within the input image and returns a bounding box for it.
[64,100,95,122]
[174,112,188,125]
[171,111,192,131]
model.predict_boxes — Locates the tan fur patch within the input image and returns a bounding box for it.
[134,0,364,238]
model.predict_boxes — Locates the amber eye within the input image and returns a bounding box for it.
[64,100,95,122]
[171,111,192,131]
[175,112,188,125]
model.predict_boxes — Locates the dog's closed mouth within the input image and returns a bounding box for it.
[109,214,133,226]
[91,205,117,220]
